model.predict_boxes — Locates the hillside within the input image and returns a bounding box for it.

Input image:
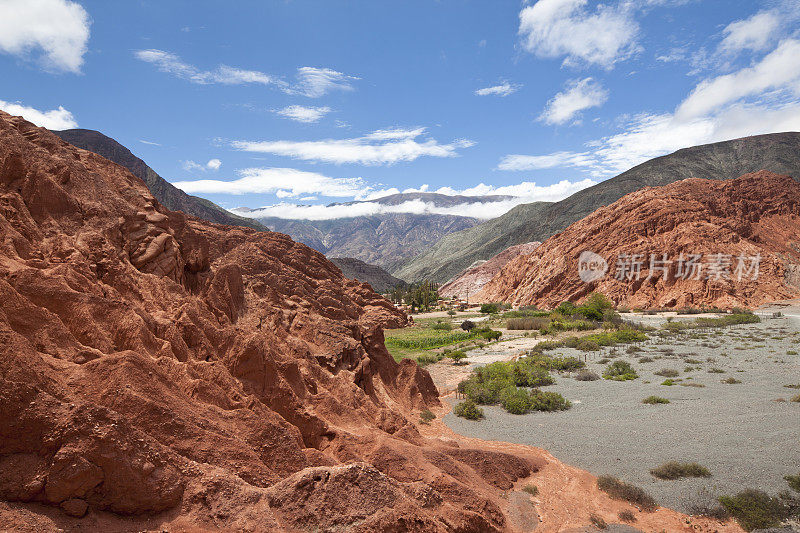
[51,128,265,231]
[398,132,800,283]
[329,257,405,293]
[477,171,800,309]
[439,241,540,299]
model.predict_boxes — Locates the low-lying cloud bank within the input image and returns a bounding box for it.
[228,178,596,221]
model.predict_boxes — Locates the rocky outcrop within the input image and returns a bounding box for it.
[330,257,406,293]
[478,172,800,309]
[440,241,540,299]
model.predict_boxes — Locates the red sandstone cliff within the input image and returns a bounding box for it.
[477,172,800,309]
[439,242,541,299]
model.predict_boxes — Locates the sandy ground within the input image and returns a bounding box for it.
[433,308,800,516]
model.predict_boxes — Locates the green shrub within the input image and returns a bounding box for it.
[650,462,710,480]
[480,303,499,314]
[507,317,550,330]
[603,361,638,381]
[431,321,452,330]
[618,509,636,523]
[454,399,484,420]
[475,327,502,341]
[529,389,571,411]
[718,489,791,531]
[654,368,679,377]
[642,396,670,404]
[448,350,467,364]
[589,513,607,529]
[785,473,800,492]
[597,476,657,512]
[791,394,800,402]
[461,320,475,331]
[575,292,615,321]
[501,387,534,414]
[722,377,742,384]
[527,352,585,371]
[708,367,725,373]
[447,309,456,316]
[661,379,676,386]
[419,409,436,423]
[576,339,601,351]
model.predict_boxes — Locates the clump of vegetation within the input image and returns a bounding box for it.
[785,473,800,492]
[718,489,792,531]
[575,369,600,381]
[418,409,436,424]
[597,476,657,512]
[388,280,439,312]
[454,399,484,420]
[642,395,670,405]
[523,484,538,496]
[722,377,742,384]
[461,320,475,331]
[784,384,800,389]
[603,361,638,381]
[474,327,502,341]
[458,359,556,406]
[526,352,585,371]
[507,317,549,330]
[655,368,679,377]
[662,311,761,333]
[480,303,499,314]
[650,462,710,480]
[385,329,477,351]
[791,394,800,402]
[447,350,467,364]
[708,367,726,373]
[661,379,676,386]
[618,509,636,523]
[500,387,571,414]
[589,513,607,529]
[576,338,601,351]
[431,320,452,331]
[638,356,653,362]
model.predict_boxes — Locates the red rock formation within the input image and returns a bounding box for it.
[478,172,800,309]
[439,241,540,299]
[0,112,746,532]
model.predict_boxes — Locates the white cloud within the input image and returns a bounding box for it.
[275,105,332,123]
[231,127,475,166]
[227,178,597,220]
[475,82,521,97]
[139,139,161,146]
[518,0,640,68]
[134,49,283,86]
[720,11,782,54]
[182,158,222,172]
[287,67,359,98]
[0,0,90,73]
[497,151,595,171]
[500,38,800,177]
[206,158,221,170]
[539,77,609,125]
[173,167,367,198]
[0,99,77,129]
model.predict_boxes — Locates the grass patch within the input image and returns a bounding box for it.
[603,360,638,381]
[785,474,800,492]
[722,377,742,384]
[522,484,538,496]
[526,352,585,371]
[650,461,710,480]
[618,509,636,523]
[655,368,679,377]
[642,395,670,404]
[419,409,436,424]
[718,489,792,531]
[454,399,484,420]
[597,475,657,512]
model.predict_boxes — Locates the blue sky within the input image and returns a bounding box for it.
[2,0,800,220]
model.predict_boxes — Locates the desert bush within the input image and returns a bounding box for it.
[650,462,710,480]
[475,327,502,341]
[454,399,484,420]
[523,484,538,496]
[576,339,601,351]
[597,475,657,511]
[480,303,499,314]
[447,309,456,316]
[661,379,676,386]
[431,321,452,331]
[791,394,800,402]
[501,387,532,414]
[655,368,679,377]
[689,503,731,521]
[784,474,800,492]
[788,350,798,355]
[722,377,742,384]
[461,320,475,331]
[638,356,653,362]
[708,367,725,373]
[575,369,600,381]
[589,513,607,529]
[416,353,441,366]
[419,409,436,423]
[718,489,791,531]
[574,292,615,321]
[603,360,638,381]
[448,350,467,364]
[528,352,585,371]
[618,509,636,522]
[529,389,571,411]
[507,317,550,330]
[642,395,670,404]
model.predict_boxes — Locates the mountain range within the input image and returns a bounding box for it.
[397,132,800,283]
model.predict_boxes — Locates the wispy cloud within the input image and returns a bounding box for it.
[230,127,475,166]
[497,151,595,171]
[0,99,77,129]
[139,139,162,146]
[135,50,358,97]
[182,158,222,172]
[173,168,367,198]
[0,0,91,73]
[274,105,332,123]
[475,82,521,97]
[539,77,608,125]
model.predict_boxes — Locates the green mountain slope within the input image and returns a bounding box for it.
[396,132,800,283]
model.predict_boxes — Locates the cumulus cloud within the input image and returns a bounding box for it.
[500,38,800,177]
[230,127,475,166]
[0,0,90,73]
[720,11,782,54]
[539,77,609,125]
[518,0,640,68]
[226,178,597,221]
[475,82,521,97]
[0,99,77,129]
[274,105,332,123]
[173,167,367,198]
[182,159,222,172]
